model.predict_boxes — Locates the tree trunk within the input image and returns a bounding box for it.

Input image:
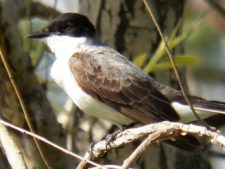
[0,1,74,168]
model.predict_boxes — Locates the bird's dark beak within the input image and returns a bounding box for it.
[26,31,50,39]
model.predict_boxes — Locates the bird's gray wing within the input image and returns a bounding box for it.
[69,47,179,124]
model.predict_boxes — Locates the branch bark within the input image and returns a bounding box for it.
[78,121,225,168]
[0,123,27,169]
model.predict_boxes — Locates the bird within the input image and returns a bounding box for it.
[27,13,225,151]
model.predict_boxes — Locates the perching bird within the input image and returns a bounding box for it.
[27,13,225,151]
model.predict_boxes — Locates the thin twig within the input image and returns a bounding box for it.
[77,153,94,169]
[0,119,106,169]
[122,132,160,169]
[0,40,50,169]
[141,0,209,127]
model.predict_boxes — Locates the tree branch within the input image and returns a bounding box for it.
[0,123,27,169]
[78,121,225,168]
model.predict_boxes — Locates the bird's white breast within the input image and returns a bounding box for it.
[50,54,133,126]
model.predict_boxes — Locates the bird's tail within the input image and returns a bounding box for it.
[191,99,225,127]
[193,100,225,115]
[155,86,225,150]
[169,93,225,124]
[169,98,225,151]
[166,134,202,152]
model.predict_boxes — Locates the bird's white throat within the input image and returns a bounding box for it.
[45,35,95,59]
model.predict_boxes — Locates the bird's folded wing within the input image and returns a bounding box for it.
[69,47,179,124]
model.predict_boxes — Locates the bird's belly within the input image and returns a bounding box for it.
[50,59,133,125]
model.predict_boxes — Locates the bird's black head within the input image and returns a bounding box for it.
[27,13,96,39]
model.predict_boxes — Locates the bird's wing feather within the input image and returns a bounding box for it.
[69,47,179,124]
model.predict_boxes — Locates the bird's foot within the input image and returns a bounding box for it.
[105,122,136,149]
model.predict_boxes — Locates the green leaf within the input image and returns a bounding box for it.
[133,53,147,67]
[150,54,200,72]
[143,18,202,73]
[143,41,164,73]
